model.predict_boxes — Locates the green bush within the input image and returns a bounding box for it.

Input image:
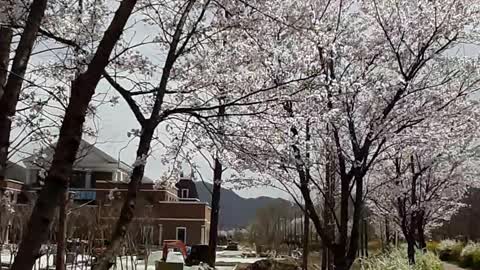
[459,242,480,270]
[358,248,443,270]
[437,240,464,262]
[473,250,480,270]
[459,242,478,268]
[427,241,440,254]
[416,251,443,270]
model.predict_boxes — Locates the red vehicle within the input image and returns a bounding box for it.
[161,240,188,262]
[161,240,209,266]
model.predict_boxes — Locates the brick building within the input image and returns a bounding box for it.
[0,141,211,246]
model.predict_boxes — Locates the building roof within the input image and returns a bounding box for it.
[176,177,199,199]
[4,161,27,183]
[23,140,154,182]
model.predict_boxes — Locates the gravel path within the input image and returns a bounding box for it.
[443,262,466,270]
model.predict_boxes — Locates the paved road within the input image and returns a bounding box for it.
[443,262,465,270]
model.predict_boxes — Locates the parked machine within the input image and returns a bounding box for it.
[161,240,188,262]
[161,240,209,267]
[225,241,239,251]
[184,245,209,266]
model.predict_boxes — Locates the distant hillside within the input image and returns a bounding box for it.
[195,182,290,229]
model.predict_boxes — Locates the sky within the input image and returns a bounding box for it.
[2,4,291,201]
[77,40,480,200]
[10,2,480,201]
[86,94,291,199]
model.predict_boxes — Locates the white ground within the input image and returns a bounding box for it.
[1,249,258,270]
[1,250,54,269]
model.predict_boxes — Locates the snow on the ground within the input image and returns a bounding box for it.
[1,250,54,269]
[1,248,241,270]
[166,252,185,264]
[215,251,262,265]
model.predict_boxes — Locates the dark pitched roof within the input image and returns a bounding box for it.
[5,161,27,183]
[23,140,155,183]
[175,178,199,199]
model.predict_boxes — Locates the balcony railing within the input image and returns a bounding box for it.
[70,189,96,200]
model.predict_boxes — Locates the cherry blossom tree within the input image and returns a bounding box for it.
[214,0,480,269]
[11,0,306,266]
[0,0,112,170]
[0,0,49,182]
[8,0,140,269]
[368,103,480,264]
[94,0,317,266]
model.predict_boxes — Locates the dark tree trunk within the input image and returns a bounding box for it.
[321,247,327,270]
[0,27,13,99]
[407,239,416,265]
[363,219,368,257]
[345,173,364,264]
[333,248,350,270]
[10,0,137,269]
[0,0,48,182]
[322,148,335,270]
[207,157,222,267]
[303,210,309,270]
[208,102,225,266]
[416,212,426,252]
[56,189,69,270]
[92,124,154,270]
[399,202,417,265]
[408,156,419,262]
[339,176,349,249]
[359,221,364,257]
[385,217,390,249]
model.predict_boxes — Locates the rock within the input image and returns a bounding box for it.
[242,259,300,270]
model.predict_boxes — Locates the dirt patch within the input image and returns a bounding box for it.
[235,259,300,270]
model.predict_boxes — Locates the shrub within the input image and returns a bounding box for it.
[437,240,464,262]
[358,248,443,270]
[458,242,480,270]
[473,249,480,270]
[427,241,440,254]
[416,251,443,270]
[367,239,383,253]
[459,242,479,268]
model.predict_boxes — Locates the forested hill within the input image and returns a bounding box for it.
[195,182,289,229]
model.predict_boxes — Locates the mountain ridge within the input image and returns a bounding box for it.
[195,181,290,229]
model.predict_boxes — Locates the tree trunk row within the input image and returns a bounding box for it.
[92,123,154,270]
[10,0,139,268]
[207,157,222,267]
[0,0,48,182]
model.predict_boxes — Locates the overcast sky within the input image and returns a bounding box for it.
[88,42,480,200]
[12,10,480,201]
[84,89,291,199]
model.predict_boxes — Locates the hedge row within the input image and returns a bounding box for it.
[429,240,480,269]
[358,248,443,270]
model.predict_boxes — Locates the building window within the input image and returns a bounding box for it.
[114,171,129,182]
[70,171,87,188]
[181,189,189,198]
[176,227,187,244]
